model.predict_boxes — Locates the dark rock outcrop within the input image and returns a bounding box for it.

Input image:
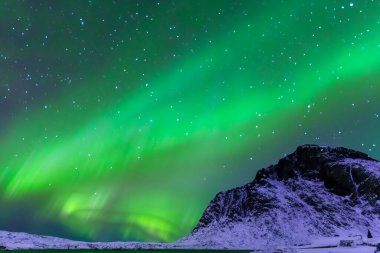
[257,145,379,201]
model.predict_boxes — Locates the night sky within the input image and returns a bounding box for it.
[1,0,380,243]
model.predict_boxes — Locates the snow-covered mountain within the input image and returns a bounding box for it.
[2,144,380,252]
[180,144,380,249]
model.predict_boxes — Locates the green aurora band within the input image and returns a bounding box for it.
[0,0,380,242]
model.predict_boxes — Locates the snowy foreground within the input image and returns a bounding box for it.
[1,230,380,252]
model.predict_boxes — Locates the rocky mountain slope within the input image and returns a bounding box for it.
[180,144,380,249]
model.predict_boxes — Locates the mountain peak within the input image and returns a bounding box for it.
[256,144,377,182]
[294,144,375,161]
[183,145,380,248]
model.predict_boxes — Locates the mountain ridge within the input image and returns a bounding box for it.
[181,144,380,248]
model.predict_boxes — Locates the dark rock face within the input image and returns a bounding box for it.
[185,145,380,248]
[256,145,379,198]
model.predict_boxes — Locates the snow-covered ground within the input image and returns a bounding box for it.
[0,230,177,250]
[279,236,380,253]
[1,230,380,252]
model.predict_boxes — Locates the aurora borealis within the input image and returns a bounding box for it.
[0,0,380,243]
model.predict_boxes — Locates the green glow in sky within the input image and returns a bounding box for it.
[0,0,379,242]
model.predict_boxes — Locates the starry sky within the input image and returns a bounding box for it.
[0,0,380,243]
